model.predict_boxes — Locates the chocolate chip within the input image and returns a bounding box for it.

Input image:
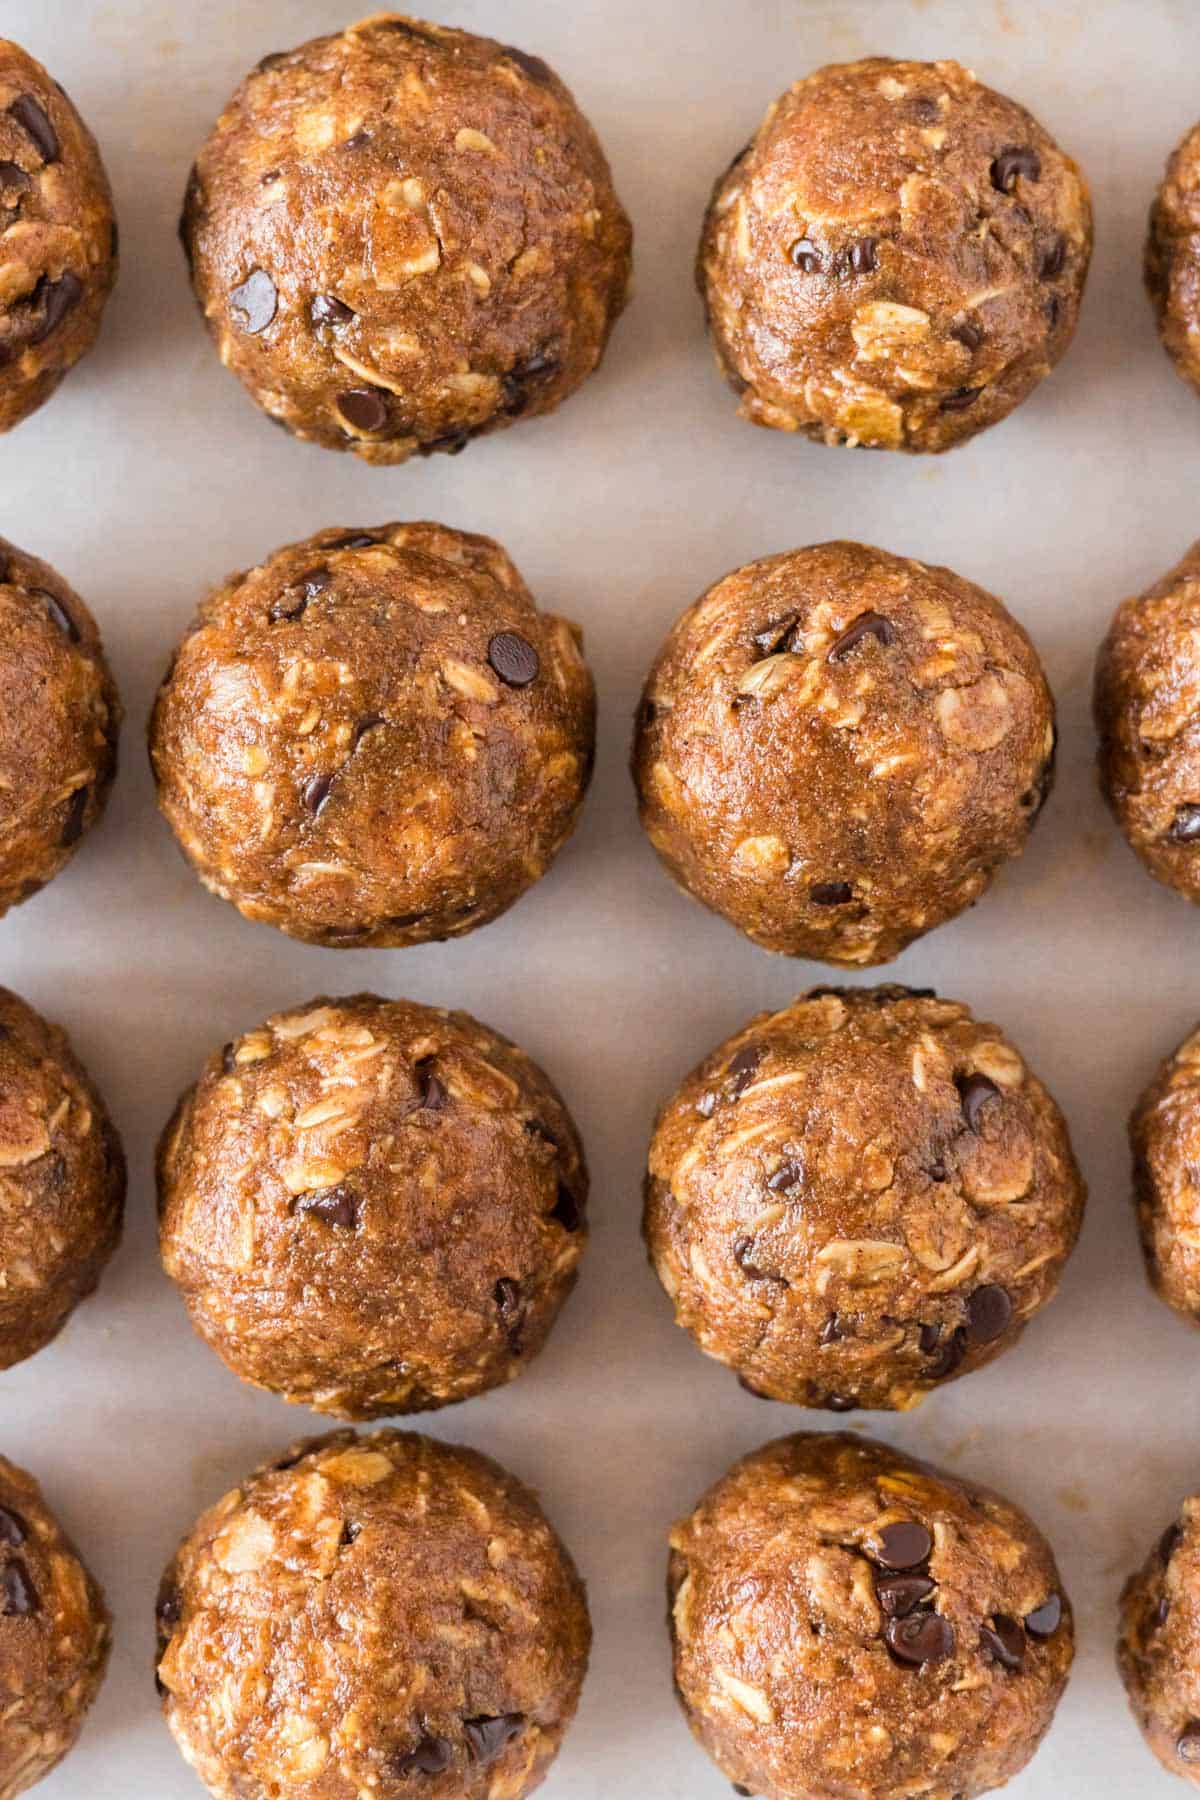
[270,566,330,622]
[823,1394,858,1413]
[327,532,380,550]
[501,351,558,415]
[767,1159,801,1192]
[876,1573,936,1618]
[827,611,895,660]
[1155,1595,1171,1630]
[940,385,983,412]
[339,1520,360,1548]
[737,1374,771,1400]
[1024,1594,1062,1639]
[954,1071,1000,1132]
[352,714,386,750]
[991,146,1041,192]
[930,1325,967,1379]
[229,269,277,335]
[310,293,354,327]
[338,388,389,432]
[910,97,941,122]
[728,1043,762,1095]
[967,1284,1012,1344]
[301,772,335,816]
[810,881,853,905]
[876,1522,933,1570]
[394,1735,454,1776]
[294,1184,359,1229]
[754,616,801,658]
[9,96,59,164]
[29,272,83,344]
[981,1615,1026,1671]
[0,1507,27,1549]
[733,1788,753,1798]
[951,318,983,352]
[487,632,539,687]
[34,587,79,641]
[60,786,89,847]
[1045,293,1061,331]
[918,1322,943,1355]
[819,1313,843,1345]
[884,1610,954,1664]
[0,162,31,201]
[343,131,372,151]
[1,1560,38,1616]
[843,237,878,274]
[550,1183,583,1232]
[379,20,442,43]
[494,1278,525,1352]
[1161,1523,1184,1564]
[504,44,553,82]
[1170,805,1200,843]
[256,51,289,73]
[463,1713,525,1763]
[220,1043,236,1075]
[733,1236,784,1283]
[1039,235,1067,279]
[789,238,822,272]
[156,1587,182,1630]
[927,1161,948,1183]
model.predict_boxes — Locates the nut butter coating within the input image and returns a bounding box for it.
[698,56,1090,452]
[180,14,631,461]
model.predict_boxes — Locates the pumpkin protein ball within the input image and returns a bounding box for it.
[633,541,1056,966]
[0,40,117,434]
[1147,121,1200,398]
[1129,1023,1200,1326]
[0,986,125,1372]
[149,521,595,948]
[1095,541,1200,904]
[669,1431,1073,1800]
[1119,1495,1200,1783]
[156,1428,590,1800]
[0,1453,111,1796]
[698,56,1091,453]
[0,538,120,919]
[644,985,1085,1412]
[157,993,587,1418]
[180,14,631,462]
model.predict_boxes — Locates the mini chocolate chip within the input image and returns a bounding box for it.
[733,1788,753,1798]
[60,786,89,847]
[885,1610,953,1664]
[789,237,822,272]
[394,1735,454,1776]
[301,772,335,816]
[927,1160,948,1183]
[328,531,381,550]
[696,1091,717,1119]
[338,388,389,432]
[295,1184,359,1229]
[955,1071,1000,1131]
[156,1587,182,1630]
[502,351,559,415]
[260,169,280,187]
[1,1560,38,1616]
[733,1236,785,1283]
[421,428,474,456]
[29,271,83,344]
[0,1507,27,1549]
[930,1325,967,1379]
[229,269,277,335]
[911,97,941,122]
[951,318,983,351]
[767,1159,801,1192]
[504,43,553,82]
[1024,1594,1062,1639]
[339,1520,360,1547]
[918,1322,943,1355]
[981,1615,1026,1671]
[941,385,983,412]
[754,616,802,658]
[1155,1595,1171,1630]
[844,237,878,274]
[352,714,386,750]
[827,611,895,661]
[876,1572,936,1618]
[344,131,372,151]
[737,1374,771,1399]
[464,1712,525,1763]
[550,1183,583,1232]
[876,1522,933,1570]
[991,146,1041,192]
[1170,805,1200,843]
[1039,235,1067,279]
[819,1312,844,1345]
[0,161,31,200]
[310,293,354,327]
[823,1394,858,1413]
[494,1278,525,1352]
[1162,1523,1184,1563]
[486,631,539,687]
[810,881,853,906]
[9,96,59,164]
[728,1043,762,1095]
[1045,293,1061,330]
[967,1284,1012,1344]
[35,587,79,641]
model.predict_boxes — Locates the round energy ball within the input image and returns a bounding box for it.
[157,1429,591,1800]
[1119,1494,1200,1783]
[1095,541,1200,904]
[149,521,595,948]
[633,541,1055,965]
[0,986,125,1371]
[0,40,117,433]
[644,985,1085,1411]
[0,1454,110,1795]
[698,57,1091,452]
[1147,122,1200,398]
[669,1432,1073,1800]
[158,993,588,1418]
[1130,1023,1200,1326]
[0,537,120,918]
[180,14,631,462]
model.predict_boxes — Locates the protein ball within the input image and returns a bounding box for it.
[669,1432,1073,1800]
[633,541,1055,965]
[0,538,120,918]
[157,1429,590,1799]
[0,1454,110,1796]
[1119,1496,1200,1783]
[644,985,1084,1411]
[698,56,1091,453]
[1147,122,1200,399]
[0,987,125,1371]
[1095,541,1200,904]
[180,14,631,462]
[1129,1024,1200,1327]
[0,40,117,433]
[149,521,595,948]
[158,994,588,1418]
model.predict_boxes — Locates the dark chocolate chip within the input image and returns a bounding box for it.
[930,1325,967,1379]
[966,1284,1012,1344]
[301,772,335,816]
[827,611,895,661]
[1045,293,1061,330]
[955,1071,1000,1132]
[1180,1725,1200,1764]
[737,1374,771,1399]
[810,881,853,906]
[339,1520,360,1547]
[885,1610,953,1664]
[1024,1594,1062,1639]
[1,1560,38,1616]
[951,318,983,351]
[789,237,822,272]
[60,786,89,847]
[0,1507,27,1549]
[494,1278,525,1352]
[294,1184,359,1229]
[156,1587,182,1630]
[753,616,802,659]
[876,1522,933,1570]
[733,1788,754,1798]
[1155,1595,1171,1630]
[9,96,59,164]
[327,532,380,550]
[338,388,389,432]
[504,44,553,83]
[843,237,878,274]
[344,132,372,151]
[550,1183,583,1232]
[876,1572,936,1618]
[352,714,386,750]
[310,293,354,328]
[767,1159,801,1192]
[501,351,558,415]
[1162,1523,1184,1564]
[463,1712,525,1763]
[1039,235,1067,279]
[733,1236,784,1283]
[260,169,281,187]
[981,1615,1026,1671]
[270,565,331,622]
[29,272,83,344]
[910,97,941,122]
[393,1735,454,1776]
[940,385,983,412]
[819,1312,844,1345]
[728,1043,762,1095]
[918,1322,943,1355]
[256,51,289,73]
[927,1161,948,1183]
[0,161,31,200]
[229,269,277,335]
[487,632,539,688]
[1170,805,1200,843]
[991,146,1041,192]
[823,1394,858,1413]
[35,587,79,641]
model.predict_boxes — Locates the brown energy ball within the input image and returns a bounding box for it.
[180,14,631,463]
[644,985,1085,1412]
[149,521,594,948]
[0,1454,111,1796]
[1119,1494,1200,1783]
[1095,542,1200,904]
[1129,1024,1200,1326]
[669,1431,1073,1800]
[633,541,1055,966]
[0,41,117,433]
[156,1429,591,1799]
[1147,123,1200,397]
[698,57,1091,452]
[0,538,120,918]
[0,987,125,1371]
[158,993,587,1419]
